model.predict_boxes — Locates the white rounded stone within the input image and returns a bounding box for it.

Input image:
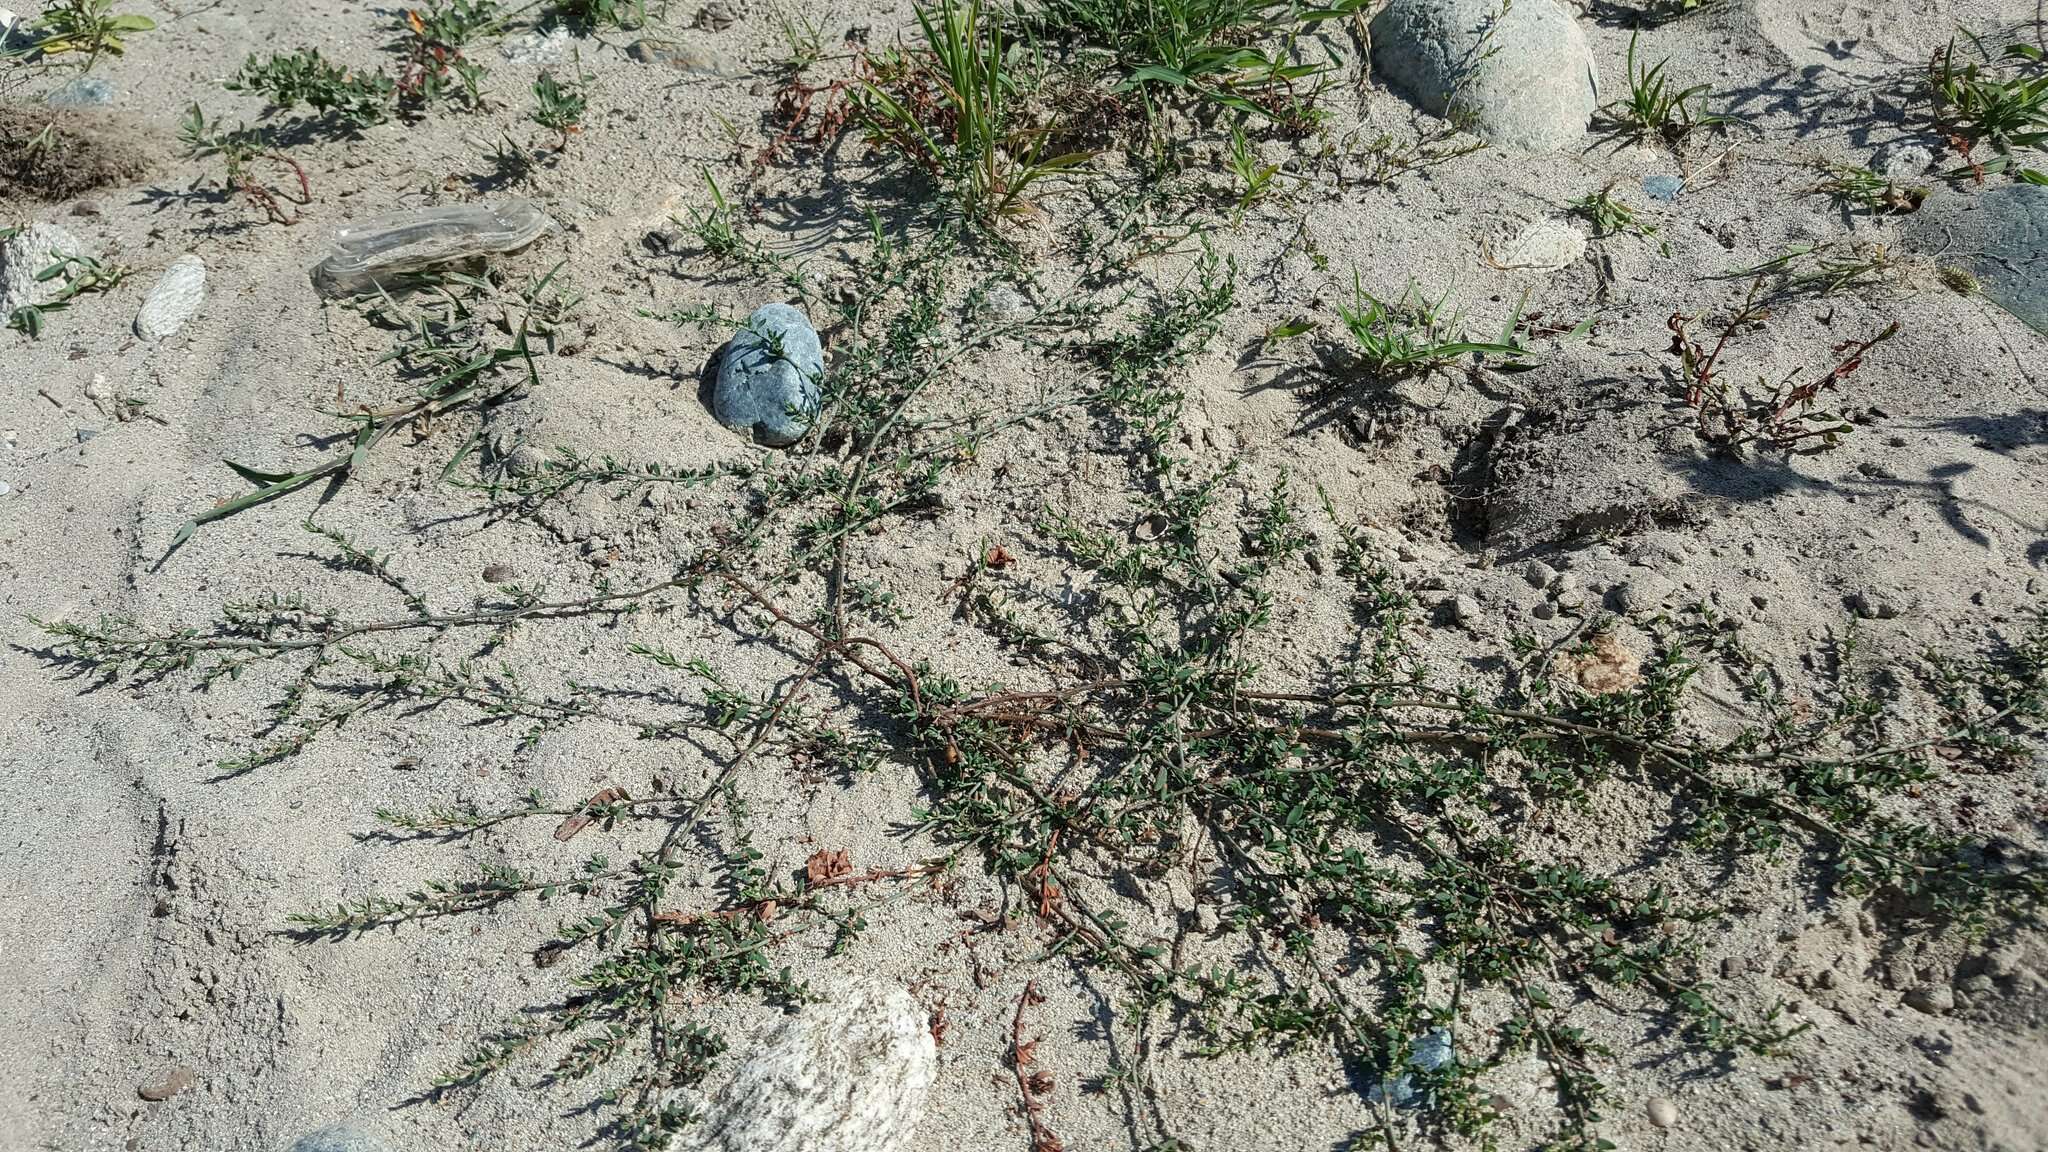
[135,254,206,341]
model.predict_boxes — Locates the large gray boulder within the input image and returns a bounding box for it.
[1369,0,1599,151]
[1907,183,2048,336]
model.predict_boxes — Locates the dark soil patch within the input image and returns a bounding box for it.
[0,103,156,201]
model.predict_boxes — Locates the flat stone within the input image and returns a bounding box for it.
[627,39,748,77]
[1904,984,1954,1015]
[1367,1027,1454,1108]
[677,982,935,1152]
[1495,219,1587,271]
[1,222,95,315]
[1369,0,1598,151]
[138,1065,195,1101]
[714,303,823,447]
[286,1124,393,1152]
[1643,173,1684,201]
[1907,183,2048,336]
[135,254,205,340]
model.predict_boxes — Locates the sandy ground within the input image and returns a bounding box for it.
[3,0,2048,1150]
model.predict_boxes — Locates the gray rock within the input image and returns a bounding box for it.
[1522,559,1558,589]
[677,982,935,1152]
[1845,590,1901,620]
[1985,944,2025,980]
[1646,1096,1678,1128]
[285,1123,393,1152]
[135,254,206,340]
[1903,984,1954,1015]
[1613,577,1672,615]
[1907,183,2048,335]
[1,222,94,316]
[1448,594,1484,628]
[1369,0,1598,151]
[714,303,823,447]
[1879,144,1934,181]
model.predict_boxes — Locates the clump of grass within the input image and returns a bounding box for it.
[545,0,646,31]
[394,0,498,109]
[28,219,2048,1152]
[1808,161,1928,214]
[530,67,588,146]
[1335,277,1531,379]
[678,169,809,291]
[1028,0,1349,123]
[1603,31,1737,145]
[1569,182,1660,240]
[1928,37,2048,183]
[1719,239,1903,299]
[857,0,1093,225]
[1224,121,1286,220]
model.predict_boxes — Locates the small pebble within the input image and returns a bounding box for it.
[482,562,514,583]
[138,1065,196,1101]
[1903,984,1954,1015]
[1646,1096,1678,1128]
[1522,559,1558,588]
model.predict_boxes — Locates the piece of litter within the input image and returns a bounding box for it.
[311,199,554,296]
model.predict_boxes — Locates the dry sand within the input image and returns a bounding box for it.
[2,1,2046,1151]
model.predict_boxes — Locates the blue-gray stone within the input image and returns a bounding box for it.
[45,76,114,106]
[714,303,823,447]
[1907,183,2048,336]
[1642,173,1683,202]
[285,1123,393,1152]
[1366,1027,1454,1108]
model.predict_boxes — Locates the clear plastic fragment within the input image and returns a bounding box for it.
[311,199,554,296]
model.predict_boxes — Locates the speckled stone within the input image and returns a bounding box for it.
[1370,0,1598,151]
[1,222,94,316]
[713,303,824,447]
[677,982,935,1152]
[135,254,206,340]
